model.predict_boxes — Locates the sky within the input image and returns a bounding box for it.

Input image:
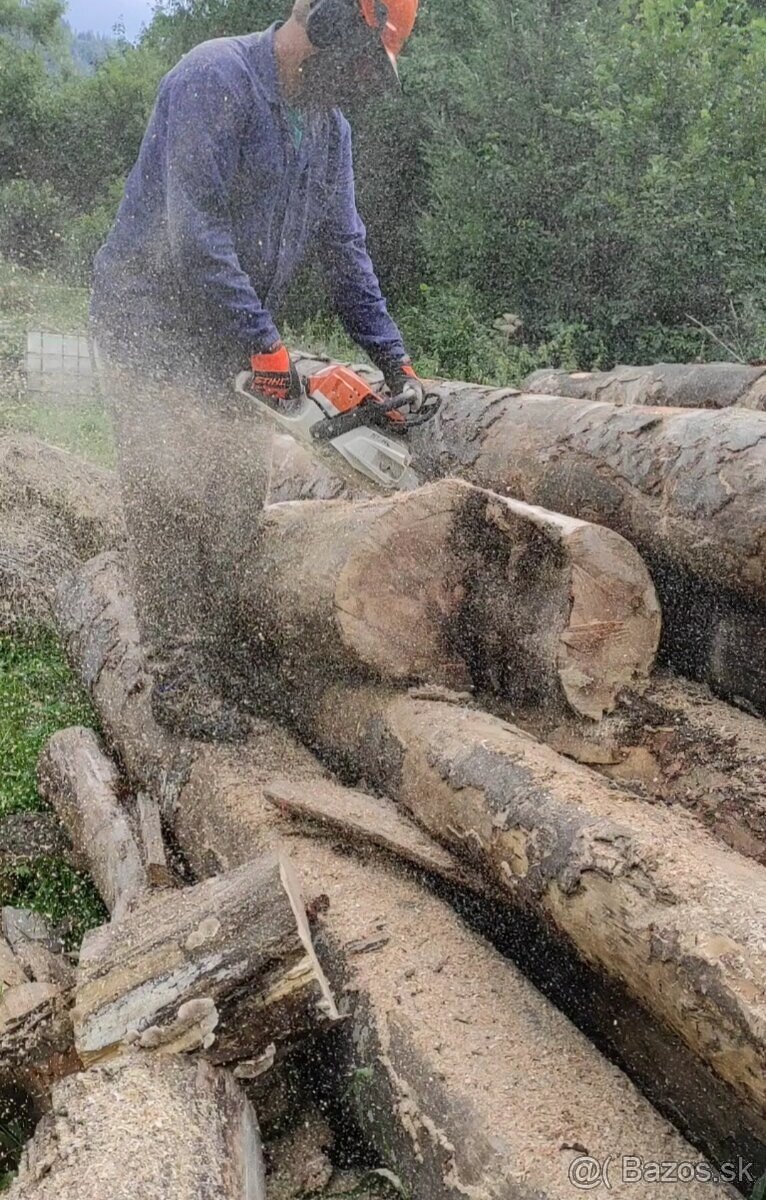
[65,0,156,39]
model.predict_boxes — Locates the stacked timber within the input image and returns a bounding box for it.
[524,362,766,409]
[282,365,766,714]
[4,395,766,1194]
[47,552,747,1197]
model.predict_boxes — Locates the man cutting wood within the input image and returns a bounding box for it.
[90,0,422,741]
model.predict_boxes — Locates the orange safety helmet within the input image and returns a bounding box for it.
[359,0,419,76]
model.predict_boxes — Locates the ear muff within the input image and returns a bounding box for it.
[306,0,388,50]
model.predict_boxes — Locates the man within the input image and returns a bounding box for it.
[90,0,422,741]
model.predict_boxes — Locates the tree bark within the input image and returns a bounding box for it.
[400,387,766,609]
[524,363,766,410]
[72,852,338,1068]
[0,436,123,630]
[7,1052,266,1200]
[303,682,766,1124]
[244,482,659,719]
[53,551,766,1178]
[504,670,766,866]
[37,727,148,922]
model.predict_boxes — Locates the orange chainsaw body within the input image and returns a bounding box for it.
[308,364,405,424]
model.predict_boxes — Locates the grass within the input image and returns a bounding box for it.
[0,628,106,947]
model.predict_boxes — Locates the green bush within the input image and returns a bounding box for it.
[0,178,67,268]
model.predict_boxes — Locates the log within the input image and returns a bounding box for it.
[54,551,762,1182]
[245,483,659,719]
[302,683,766,1126]
[504,670,766,865]
[0,435,123,629]
[263,776,485,892]
[135,792,174,889]
[72,852,338,1067]
[37,727,148,921]
[402,387,766,609]
[524,362,766,409]
[7,1052,266,1200]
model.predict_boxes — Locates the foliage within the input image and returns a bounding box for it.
[0,629,106,946]
[4,0,766,378]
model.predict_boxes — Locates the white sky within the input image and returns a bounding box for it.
[65,0,156,39]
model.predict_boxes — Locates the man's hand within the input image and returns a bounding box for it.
[249,344,303,406]
[381,359,426,412]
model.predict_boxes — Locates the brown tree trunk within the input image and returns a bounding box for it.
[37,728,148,922]
[524,362,766,409]
[504,670,766,866]
[7,1053,266,1200]
[72,852,337,1068]
[52,553,739,1198]
[0,436,123,630]
[304,682,766,1125]
[401,387,766,608]
[245,483,659,719]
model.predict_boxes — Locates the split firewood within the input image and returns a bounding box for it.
[37,727,148,921]
[244,482,660,719]
[1,909,73,991]
[72,852,338,1067]
[524,362,766,409]
[53,551,760,1179]
[7,1052,266,1200]
[135,792,175,889]
[304,682,766,1127]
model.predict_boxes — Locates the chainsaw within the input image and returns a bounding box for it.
[234,362,441,495]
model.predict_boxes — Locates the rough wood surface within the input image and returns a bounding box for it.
[136,791,174,889]
[8,1052,266,1200]
[249,484,659,718]
[37,727,148,920]
[524,362,766,409]
[52,553,736,1199]
[0,436,123,628]
[402,386,766,610]
[504,670,766,865]
[305,683,766,1126]
[73,852,338,1067]
[263,777,484,891]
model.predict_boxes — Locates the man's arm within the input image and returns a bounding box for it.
[163,55,280,355]
[317,117,408,368]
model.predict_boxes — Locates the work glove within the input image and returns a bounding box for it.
[248,343,303,406]
[381,358,426,413]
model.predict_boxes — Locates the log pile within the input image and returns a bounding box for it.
[3,355,766,1196]
[278,361,766,714]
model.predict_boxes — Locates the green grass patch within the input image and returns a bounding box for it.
[0,628,106,947]
[1,398,115,469]
[0,629,96,816]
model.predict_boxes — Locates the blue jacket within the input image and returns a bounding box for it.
[91,25,406,370]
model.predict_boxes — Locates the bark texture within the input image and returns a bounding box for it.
[72,852,338,1067]
[524,363,766,410]
[51,553,736,1200]
[7,1052,266,1200]
[305,683,766,1123]
[0,436,123,629]
[403,387,766,608]
[37,727,148,921]
[505,670,766,865]
[247,483,659,718]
